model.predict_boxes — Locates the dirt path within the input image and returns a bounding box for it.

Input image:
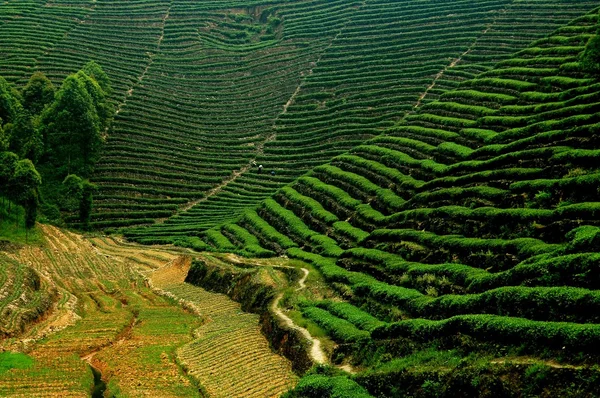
[271,292,326,365]
[296,267,309,290]
[114,4,170,117]
[269,264,327,364]
[413,7,506,109]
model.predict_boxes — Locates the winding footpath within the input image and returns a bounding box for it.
[271,267,327,364]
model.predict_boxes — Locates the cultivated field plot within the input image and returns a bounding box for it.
[152,256,298,398]
[0,226,297,397]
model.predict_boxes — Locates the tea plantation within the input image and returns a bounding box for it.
[2,0,600,397]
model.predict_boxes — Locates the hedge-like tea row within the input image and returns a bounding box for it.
[372,314,600,355]
[301,306,370,343]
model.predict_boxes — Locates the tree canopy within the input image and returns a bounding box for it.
[0,61,112,230]
[41,73,102,177]
[21,72,55,115]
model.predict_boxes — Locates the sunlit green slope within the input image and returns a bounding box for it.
[181,8,600,396]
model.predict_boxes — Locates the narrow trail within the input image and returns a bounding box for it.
[413,48,472,109]
[271,264,359,372]
[271,292,326,365]
[296,267,309,290]
[177,163,253,214]
[114,4,171,117]
[413,7,506,109]
[221,253,355,371]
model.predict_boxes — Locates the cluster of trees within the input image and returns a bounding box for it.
[0,61,112,231]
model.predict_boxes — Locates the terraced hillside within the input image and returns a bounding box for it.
[90,0,364,229]
[125,0,599,242]
[194,9,600,396]
[0,226,297,397]
[0,255,55,339]
[151,256,298,398]
[3,1,600,397]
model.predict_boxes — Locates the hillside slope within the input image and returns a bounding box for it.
[123,0,599,241]
[0,226,297,397]
[187,8,600,396]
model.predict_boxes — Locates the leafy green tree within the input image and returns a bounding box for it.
[62,173,84,211]
[0,76,20,127]
[0,151,18,198]
[6,111,42,163]
[40,74,101,176]
[11,159,41,228]
[12,159,42,197]
[75,70,113,132]
[0,124,9,152]
[61,174,95,229]
[21,72,55,115]
[82,61,112,96]
[24,190,38,230]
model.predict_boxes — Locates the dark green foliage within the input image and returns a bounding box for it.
[24,190,38,230]
[21,72,55,115]
[81,61,112,96]
[12,159,42,199]
[11,159,41,229]
[0,76,20,127]
[0,151,18,197]
[61,174,83,212]
[372,314,600,356]
[8,111,42,163]
[283,374,373,398]
[40,74,101,177]
[79,180,96,231]
[74,70,113,132]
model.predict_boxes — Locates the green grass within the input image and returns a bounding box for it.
[0,352,34,374]
[0,200,43,245]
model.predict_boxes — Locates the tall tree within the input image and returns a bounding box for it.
[11,159,41,228]
[0,124,8,152]
[24,189,38,234]
[0,151,18,199]
[0,76,20,127]
[0,151,18,220]
[75,70,113,132]
[62,174,83,212]
[21,72,56,115]
[7,111,42,163]
[40,74,101,177]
